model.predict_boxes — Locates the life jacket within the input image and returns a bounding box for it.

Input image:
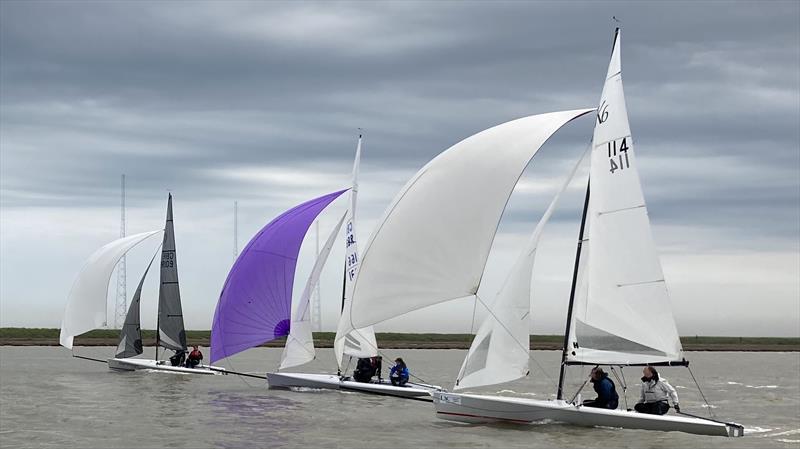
[591,374,619,407]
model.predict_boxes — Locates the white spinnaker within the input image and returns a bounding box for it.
[334,136,378,366]
[336,110,593,343]
[60,230,163,349]
[455,148,588,391]
[280,212,347,370]
[567,29,683,365]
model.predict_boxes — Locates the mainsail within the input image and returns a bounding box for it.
[336,110,593,341]
[280,212,347,370]
[157,194,187,352]
[565,29,683,366]
[334,135,378,366]
[210,189,348,363]
[60,230,162,349]
[115,250,158,358]
[455,149,588,390]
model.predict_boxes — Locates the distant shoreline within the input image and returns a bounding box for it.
[2,328,798,351]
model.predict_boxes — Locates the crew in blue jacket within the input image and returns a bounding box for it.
[582,367,619,409]
[389,357,410,386]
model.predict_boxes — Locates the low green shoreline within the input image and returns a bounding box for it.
[1,328,798,351]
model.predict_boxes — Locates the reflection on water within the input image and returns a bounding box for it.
[0,347,798,448]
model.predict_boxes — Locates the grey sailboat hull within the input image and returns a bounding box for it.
[267,372,439,399]
[107,357,225,375]
[433,392,744,437]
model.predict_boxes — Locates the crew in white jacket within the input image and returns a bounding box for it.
[634,366,680,415]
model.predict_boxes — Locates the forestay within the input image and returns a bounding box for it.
[280,212,347,370]
[455,149,588,390]
[211,189,348,363]
[566,29,683,366]
[157,194,187,352]
[60,230,162,349]
[334,135,378,366]
[337,110,593,341]
[115,250,158,358]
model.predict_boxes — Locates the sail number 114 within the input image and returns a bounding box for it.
[607,137,630,174]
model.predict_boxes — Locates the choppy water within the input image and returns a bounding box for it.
[0,347,798,448]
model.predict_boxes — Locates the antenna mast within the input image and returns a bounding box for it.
[113,174,127,329]
[311,220,323,331]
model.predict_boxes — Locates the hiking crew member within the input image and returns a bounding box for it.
[389,357,409,387]
[186,345,203,369]
[352,356,383,383]
[169,350,186,367]
[582,367,619,409]
[634,366,680,415]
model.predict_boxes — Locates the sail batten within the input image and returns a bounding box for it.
[566,29,683,366]
[211,189,348,364]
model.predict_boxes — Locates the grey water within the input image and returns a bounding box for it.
[0,347,798,448]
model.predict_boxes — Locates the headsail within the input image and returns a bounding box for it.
[566,29,683,366]
[115,250,158,358]
[334,135,378,366]
[280,212,347,370]
[157,194,187,352]
[455,149,588,390]
[336,110,593,342]
[210,189,348,364]
[60,230,162,349]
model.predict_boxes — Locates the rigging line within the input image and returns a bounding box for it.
[610,366,628,410]
[619,366,630,410]
[468,294,478,334]
[687,365,717,419]
[568,366,597,405]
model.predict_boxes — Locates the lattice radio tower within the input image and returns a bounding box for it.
[113,174,127,329]
[311,220,323,331]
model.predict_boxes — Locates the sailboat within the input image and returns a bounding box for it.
[267,136,441,398]
[61,194,225,375]
[210,137,440,399]
[338,30,744,436]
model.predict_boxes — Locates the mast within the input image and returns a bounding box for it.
[557,180,590,400]
[340,263,347,313]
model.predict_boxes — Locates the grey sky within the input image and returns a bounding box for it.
[1,1,798,336]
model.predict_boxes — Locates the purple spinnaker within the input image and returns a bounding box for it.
[210,189,348,363]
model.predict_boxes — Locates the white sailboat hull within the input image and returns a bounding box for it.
[266,372,440,399]
[107,358,225,375]
[433,392,743,437]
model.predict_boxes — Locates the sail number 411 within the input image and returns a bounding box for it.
[605,137,630,174]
